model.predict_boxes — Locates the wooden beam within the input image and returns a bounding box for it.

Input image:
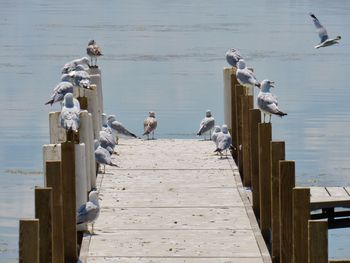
[308,220,328,263]
[235,84,245,172]
[241,95,253,186]
[19,219,39,263]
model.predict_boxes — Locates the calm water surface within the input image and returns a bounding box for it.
[1,0,350,261]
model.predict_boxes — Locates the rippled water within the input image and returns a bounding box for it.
[1,0,350,261]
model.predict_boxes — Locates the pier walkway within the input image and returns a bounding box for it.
[81,139,270,263]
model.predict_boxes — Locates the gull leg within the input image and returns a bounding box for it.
[263,113,266,123]
[103,165,106,174]
[269,115,272,123]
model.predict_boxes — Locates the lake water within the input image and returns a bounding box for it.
[1,0,350,261]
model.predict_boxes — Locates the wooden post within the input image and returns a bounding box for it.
[258,123,272,243]
[236,84,245,173]
[241,95,253,186]
[19,219,39,263]
[77,96,88,110]
[308,220,328,263]
[45,161,65,263]
[270,141,285,263]
[223,67,235,132]
[88,113,97,188]
[250,109,261,218]
[35,187,53,263]
[61,141,77,262]
[230,68,238,154]
[293,187,310,263]
[89,67,104,116]
[85,85,100,139]
[43,144,61,186]
[79,110,95,191]
[279,161,295,263]
[75,143,88,209]
[49,112,66,144]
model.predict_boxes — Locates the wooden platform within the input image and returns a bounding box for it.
[310,187,350,210]
[80,139,271,263]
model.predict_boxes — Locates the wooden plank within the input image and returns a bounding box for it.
[326,187,349,197]
[279,161,295,263]
[236,85,245,173]
[270,141,285,263]
[308,220,328,263]
[223,67,235,131]
[35,187,53,263]
[230,68,238,153]
[310,187,330,197]
[293,187,310,263]
[19,219,39,263]
[87,258,264,263]
[241,95,253,186]
[258,123,272,244]
[250,109,261,218]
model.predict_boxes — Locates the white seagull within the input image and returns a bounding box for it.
[107,115,138,139]
[257,80,287,123]
[214,124,232,158]
[225,48,243,68]
[197,110,215,140]
[45,81,74,106]
[211,125,221,149]
[61,57,90,74]
[236,59,260,89]
[87,40,103,67]
[309,13,341,49]
[143,111,157,140]
[59,93,80,132]
[77,190,100,234]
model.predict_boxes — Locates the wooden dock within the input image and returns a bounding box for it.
[80,139,271,263]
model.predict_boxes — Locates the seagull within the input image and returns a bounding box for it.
[59,93,80,132]
[61,71,90,89]
[61,57,90,74]
[77,189,100,234]
[94,140,118,173]
[309,13,341,49]
[236,59,260,89]
[197,110,215,140]
[211,125,221,149]
[107,115,138,139]
[257,80,287,123]
[225,48,243,68]
[87,40,103,67]
[99,130,116,155]
[143,111,157,140]
[214,124,232,158]
[45,81,74,106]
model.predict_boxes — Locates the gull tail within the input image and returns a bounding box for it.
[129,132,138,138]
[255,82,261,88]
[110,162,119,167]
[214,148,222,153]
[143,131,150,136]
[45,99,54,106]
[276,111,287,117]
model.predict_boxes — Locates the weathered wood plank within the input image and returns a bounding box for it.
[310,187,330,197]
[326,187,349,197]
[87,257,264,263]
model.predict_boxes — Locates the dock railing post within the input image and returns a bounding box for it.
[241,95,253,186]
[89,67,104,117]
[45,161,65,263]
[308,220,328,263]
[258,123,272,243]
[293,187,310,263]
[43,144,61,186]
[235,84,245,173]
[77,96,88,110]
[49,112,66,144]
[19,219,39,263]
[61,141,77,262]
[270,141,285,263]
[75,143,88,209]
[85,85,101,139]
[35,187,53,263]
[250,109,261,218]
[223,67,235,133]
[279,160,295,263]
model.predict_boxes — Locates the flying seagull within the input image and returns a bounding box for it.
[309,13,341,49]
[257,80,287,123]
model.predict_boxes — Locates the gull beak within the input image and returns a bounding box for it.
[270,81,275,88]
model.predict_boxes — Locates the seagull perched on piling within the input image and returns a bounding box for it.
[225,48,243,68]
[197,110,215,140]
[45,81,74,106]
[61,71,91,89]
[61,57,90,74]
[257,80,287,123]
[77,189,100,234]
[236,59,260,89]
[87,40,103,67]
[214,124,232,158]
[107,115,138,139]
[309,13,341,49]
[59,93,80,132]
[143,111,157,140]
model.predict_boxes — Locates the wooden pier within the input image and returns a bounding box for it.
[80,139,270,263]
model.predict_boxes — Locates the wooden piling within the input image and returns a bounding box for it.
[250,109,261,218]
[19,219,39,263]
[293,187,310,263]
[75,143,88,210]
[85,85,101,139]
[61,141,77,262]
[45,161,65,263]
[89,67,104,116]
[35,187,53,263]
[77,96,88,110]
[241,95,253,186]
[223,67,235,132]
[49,112,66,144]
[279,161,295,263]
[235,84,245,173]
[43,144,61,186]
[258,123,272,243]
[308,220,328,263]
[230,69,238,154]
[270,141,285,263]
